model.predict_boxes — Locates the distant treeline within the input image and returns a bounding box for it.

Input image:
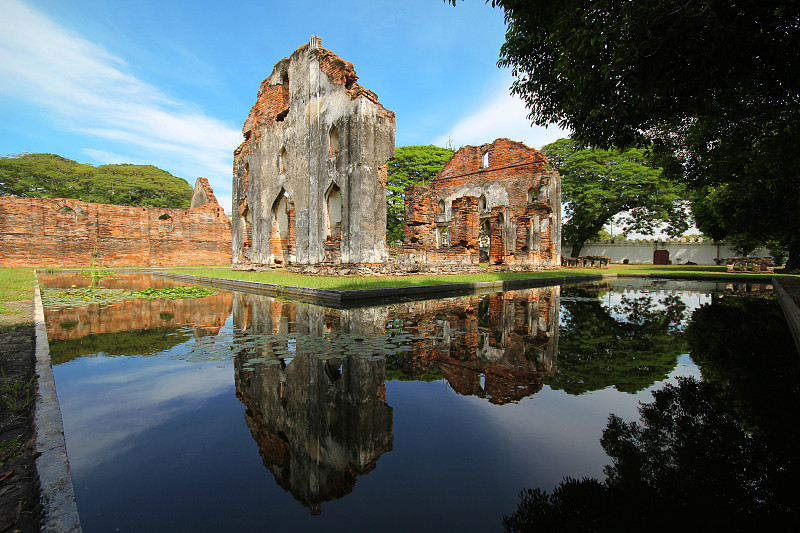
[0,153,192,209]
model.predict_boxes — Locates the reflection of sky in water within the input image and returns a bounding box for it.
[45,277,760,532]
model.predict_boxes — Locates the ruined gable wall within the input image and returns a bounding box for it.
[190,177,219,209]
[232,37,396,269]
[0,196,231,267]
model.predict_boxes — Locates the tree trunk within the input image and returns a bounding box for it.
[785,241,800,271]
[570,241,584,258]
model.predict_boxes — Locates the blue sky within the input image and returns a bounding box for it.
[0,0,567,212]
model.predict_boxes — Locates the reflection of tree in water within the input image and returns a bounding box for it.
[504,295,798,531]
[547,285,688,395]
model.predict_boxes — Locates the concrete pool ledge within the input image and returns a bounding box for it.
[33,282,82,533]
[773,278,800,355]
[155,271,619,308]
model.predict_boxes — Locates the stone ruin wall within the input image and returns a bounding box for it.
[0,179,232,267]
[232,36,396,270]
[397,138,561,271]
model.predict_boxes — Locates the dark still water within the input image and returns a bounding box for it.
[39,274,799,532]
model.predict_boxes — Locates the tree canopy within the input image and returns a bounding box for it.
[542,138,688,256]
[386,145,454,244]
[0,153,193,209]
[449,0,800,267]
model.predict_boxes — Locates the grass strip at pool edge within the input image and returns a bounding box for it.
[165,264,798,291]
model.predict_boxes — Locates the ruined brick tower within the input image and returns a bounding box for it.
[232,36,396,268]
[402,139,561,269]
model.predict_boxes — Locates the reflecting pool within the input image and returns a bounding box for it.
[39,274,798,532]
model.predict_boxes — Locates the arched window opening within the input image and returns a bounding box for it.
[242,206,253,248]
[329,125,340,156]
[158,212,173,233]
[280,70,289,107]
[479,195,488,212]
[279,147,287,174]
[274,195,289,239]
[326,184,343,238]
[482,151,489,168]
[527,187,536,204]
[438,200,445,214]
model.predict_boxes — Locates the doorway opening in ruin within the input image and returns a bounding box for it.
[436,226,450,248]
[241,206,253,251]
[325,183,343,240]
[329,125,339,156]
[479,220,491,262]
[271,190,295,265]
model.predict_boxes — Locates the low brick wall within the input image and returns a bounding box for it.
[0,196,232,267]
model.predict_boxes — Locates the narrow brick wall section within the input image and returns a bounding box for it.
[0,196,232,267]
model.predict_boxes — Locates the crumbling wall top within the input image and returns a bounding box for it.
[238,36,395,150]
[435,138,549,185]
[190,177,219,209]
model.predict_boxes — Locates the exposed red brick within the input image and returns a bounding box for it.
[0,195,232,267]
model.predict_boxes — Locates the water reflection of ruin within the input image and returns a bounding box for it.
[232,293,393,515]
[232,286,559,512]
[389,286,559,404]
[41,274,233,341]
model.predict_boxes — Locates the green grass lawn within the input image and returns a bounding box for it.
[165,263,799,291]
[0,268,36,329]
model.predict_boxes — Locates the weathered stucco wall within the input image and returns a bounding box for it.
[0,180,231,267]
[233,36,396,269]
[401,138,561,270]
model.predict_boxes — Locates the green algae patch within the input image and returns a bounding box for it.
[41,285,217,309]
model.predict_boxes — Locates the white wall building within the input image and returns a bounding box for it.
[565,240,773,265]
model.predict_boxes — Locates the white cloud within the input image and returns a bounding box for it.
[82,149,151,165]
[435,73,569,151]
[0,0,239,211]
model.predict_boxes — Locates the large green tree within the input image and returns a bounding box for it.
[386,145,454,244]
[542,138,688,257]
[0,153,193,208]
[449,0,800,268]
